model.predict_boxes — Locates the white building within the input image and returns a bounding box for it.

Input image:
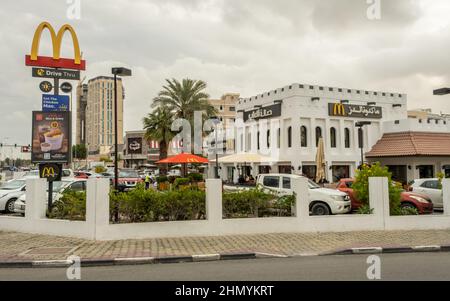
[367,118,450,183]
[216,83,407,183]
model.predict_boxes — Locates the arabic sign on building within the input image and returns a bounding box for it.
[128,137,143,155]
[328,103,383,119]
[243,103,282,122]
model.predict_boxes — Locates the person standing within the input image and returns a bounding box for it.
[145,174,151,190]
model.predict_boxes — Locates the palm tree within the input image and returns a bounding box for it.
[152,78,217,154]
[143,107,174,175]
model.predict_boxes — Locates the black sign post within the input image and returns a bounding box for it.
[39,163,62,213]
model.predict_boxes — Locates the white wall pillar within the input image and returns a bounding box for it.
[292,176,309,218]
[369,177,388,219]
[443,179,450,216]
[25,178,47,220]
[87,178,110,239]
[206,179,222,222]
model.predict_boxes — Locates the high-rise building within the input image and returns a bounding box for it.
[84,76,125,156]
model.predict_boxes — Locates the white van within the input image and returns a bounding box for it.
[256,174,351,215]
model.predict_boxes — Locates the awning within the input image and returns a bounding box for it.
[211,153,290,164]
[157,153,209,164]
[366,132,450,158]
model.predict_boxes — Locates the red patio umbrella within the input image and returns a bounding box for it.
[156,153,209,164]
[156,153,209,176]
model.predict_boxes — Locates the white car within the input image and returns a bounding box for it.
[24,169,75,178]
[14,178,87,215]
[410,178,443,210]
[255,174,351,215]
[0,179,27,213]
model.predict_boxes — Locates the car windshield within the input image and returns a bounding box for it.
[0,179,26,190]
[26,170,39,177]
[119,170,139,178]
[308,179,321,189]
[52,181,71,193]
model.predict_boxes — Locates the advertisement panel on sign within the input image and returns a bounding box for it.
[42,94,70,111]
[328,103,383,119]
[31,111,71,163]
[128,137,143,154]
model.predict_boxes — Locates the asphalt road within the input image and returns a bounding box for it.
[1,253,450,281]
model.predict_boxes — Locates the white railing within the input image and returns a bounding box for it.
[0,178,449,240]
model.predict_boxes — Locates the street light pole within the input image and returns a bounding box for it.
[111,67,132,191]
[355,121,372,168]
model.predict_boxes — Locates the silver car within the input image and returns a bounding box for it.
[14,179,87,215]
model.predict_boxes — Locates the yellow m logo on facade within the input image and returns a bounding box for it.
[41,167,56,178]
[333,103,346,116]
[30,22,82,64]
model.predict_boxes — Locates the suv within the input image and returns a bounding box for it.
[112,169,143,192]
[409,178,443,210]
[337,178,434,214]
[256,174,351,215]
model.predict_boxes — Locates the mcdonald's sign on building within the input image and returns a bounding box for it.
[25,22,86,70]
[328,103,383,119]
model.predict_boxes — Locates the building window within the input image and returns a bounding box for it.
[330,127,337,148]
[315,127,322,147]
[301,126,307,147]
[277,128,281,149]
[267,130,270,148]
[344,128,351,148]
[229,106,235,112]
[287,127,292,148]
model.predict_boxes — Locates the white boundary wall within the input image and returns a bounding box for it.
[0,178,449,240]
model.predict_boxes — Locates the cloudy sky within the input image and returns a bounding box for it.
[1,0,450,146]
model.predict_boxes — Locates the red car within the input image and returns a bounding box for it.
[336,178,433,214]
[112,169,143,192]
[74,171,92,179]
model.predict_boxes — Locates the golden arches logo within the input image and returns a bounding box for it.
[30,22,82,64]
[333,103,346,116]
[41,167,56,178]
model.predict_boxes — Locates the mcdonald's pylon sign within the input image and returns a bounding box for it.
[25,22,86,70]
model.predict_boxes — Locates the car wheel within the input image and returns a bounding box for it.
[5,198,17,214]
[401,203,417,210]
[311,202,331,216]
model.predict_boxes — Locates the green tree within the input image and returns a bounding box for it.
[143,107,174,175]
[352,162,402,215]
[152,78,216,120]
[72,144,87,160]
[152,78,217,153]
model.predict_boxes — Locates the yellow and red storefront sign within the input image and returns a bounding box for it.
[25,21,86,70]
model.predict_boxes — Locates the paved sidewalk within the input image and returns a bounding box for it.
[1,230,450,262]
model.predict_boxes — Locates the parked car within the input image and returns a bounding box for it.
[336,178,434,214]
[25,169,75,178]
[0,179,27,213]
[74,171,92,179]
[14,178,87,215]
[409,178,443,211]
[253,174,351,215]
[111,169,143,192]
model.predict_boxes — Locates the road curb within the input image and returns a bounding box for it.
[1,245,450,268]
[326,245,450,256]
